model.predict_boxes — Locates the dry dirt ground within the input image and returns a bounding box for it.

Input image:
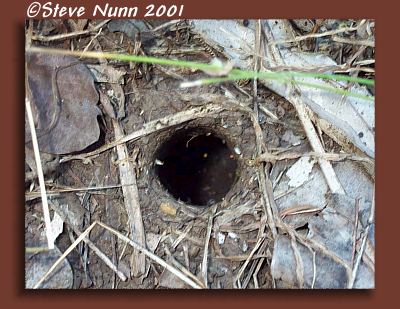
[24,19,375,289]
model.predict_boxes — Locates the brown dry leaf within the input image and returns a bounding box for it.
[26,52,101,154]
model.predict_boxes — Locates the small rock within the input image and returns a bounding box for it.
[217,232,226,245]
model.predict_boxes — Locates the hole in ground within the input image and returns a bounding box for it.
[154,127,239,206]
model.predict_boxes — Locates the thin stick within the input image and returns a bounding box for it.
[26,183,128,199]
[351,199,360,267]
[97,221,203,289]
[214,254,270,261]
[332,36,375,47]
[311,250,317,289]
[252,257,265,288]
[50,200,128,283]
[80,28,103,56]
[68,226,127,282]
[201,205,217,288]
[252,19,262,116]
[31,20,110,42]
[254,151,374,165]
[164,247,206,288]
[25,98,53,250]
[172,224,193,249]
[289,233,304,288]
[281,222,352,278]
[263,22,345,195]
[347,194,375,288]
[151,19,182,32]
[269,21,365,46]
[235,236,265,287]
[60,103,224,162]
[112,118,146,277]
[33,221,97,288]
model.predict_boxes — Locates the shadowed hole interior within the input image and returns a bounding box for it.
[154,128,238,206]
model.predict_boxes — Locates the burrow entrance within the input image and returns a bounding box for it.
[154,127,239,206]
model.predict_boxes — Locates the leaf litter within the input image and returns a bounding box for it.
[25,19,374,289]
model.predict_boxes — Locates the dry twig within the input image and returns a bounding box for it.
[25,98,53,249]
[269,20,366,46]
[35,221,203,289]
[31,20,110,42]
[201,205,217,287]
[263,21,345,195]
[347,194,375,288]
[60,103,225,162]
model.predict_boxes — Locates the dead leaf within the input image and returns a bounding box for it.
[26,52,101,154]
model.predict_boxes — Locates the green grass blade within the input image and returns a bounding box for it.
[27,47,375,101]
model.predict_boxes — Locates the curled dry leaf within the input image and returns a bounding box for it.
[26,52,101,154]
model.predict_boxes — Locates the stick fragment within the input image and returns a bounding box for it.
[25,98,53,250]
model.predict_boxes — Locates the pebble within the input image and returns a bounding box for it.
[217,232,226,245]
[228,232,239,241]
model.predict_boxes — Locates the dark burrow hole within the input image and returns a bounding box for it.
[154,127,239,207]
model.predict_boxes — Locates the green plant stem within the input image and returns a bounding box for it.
[27,47,375,101]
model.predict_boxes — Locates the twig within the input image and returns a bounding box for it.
[60,103,225,162]
[254,151,374,165]
[112,118,146,277]
[35,221,203,289]
[259,104,279,121]
[280,205,322,219]
[310,249,317,288]
[347,194,375,288]
[252,257,265,288]
[25,98,53,250]
[97,221,203,289]
[242,255,261,289]
[332,36,375,47]
[241,222,268,289]
[263,22,345,195]
[235,237,266,288]
[278,221,352,279]
[351,198,360,267]
[289,232,304,288]
[214,254,270,261]
[269,21,366,46]
[31,20,110,42]
[172,224,193,249]
[164,247,206,288]
[50,201,128,282]
[201,205,217,288]
[173,230,204,247]
[80,28,103,56]
[34,221,97,288]
[252,20,262,116]
[233,98,279,238]
[26,183,128,200]
[118,231,130,261]
[236,237,264,288]
[150,19,183,32]
[235,219,267,288]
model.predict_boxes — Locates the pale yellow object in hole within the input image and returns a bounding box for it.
[160,202,177,216]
